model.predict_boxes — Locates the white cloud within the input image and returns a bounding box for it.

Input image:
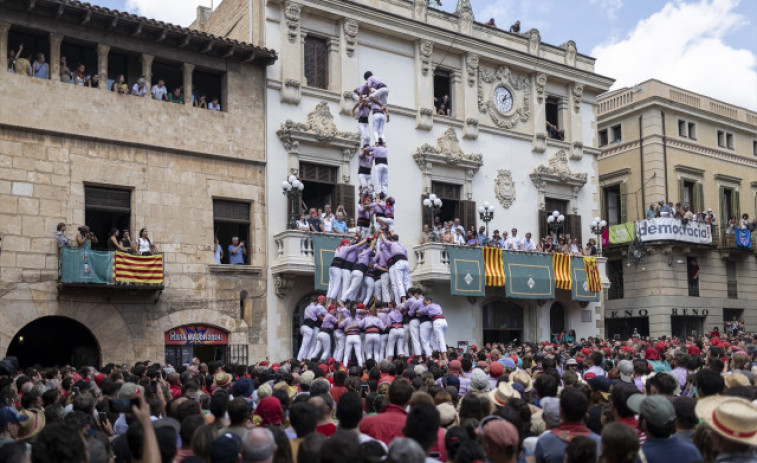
[589,0,623,20]
[592,0,757,111]
[124,0,213,26]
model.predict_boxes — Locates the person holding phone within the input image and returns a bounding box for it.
[228,236,246,265]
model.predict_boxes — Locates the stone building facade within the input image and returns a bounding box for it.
[196,0,614,359]
[0,0,276,367]
[597,80,757,338]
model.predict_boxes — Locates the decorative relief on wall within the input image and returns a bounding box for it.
[465,53,479,88]
[564,40,577,67]
[413,128,483,172]
[534,73,547,104]
[419,40,434,76]
[277,101,359,151]
[283,1,302,44]
[494,169,516,208]
[477,65,531,129]
[343,19,359,57]
[571,83,584,114]
[528,29,540,55]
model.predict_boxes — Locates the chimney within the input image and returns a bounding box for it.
[195,5,212,30]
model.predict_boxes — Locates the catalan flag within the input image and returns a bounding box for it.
[114,252,164,284]
[483,247,505,287]
[583,256,602,292]
[553,252,572,290]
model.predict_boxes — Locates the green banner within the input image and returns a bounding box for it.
[311,233,344,291]
[447,246,485,296]
[60,248,113,284]
[503,252,554,299]
[571,257,600,302]
[609,222,635,244]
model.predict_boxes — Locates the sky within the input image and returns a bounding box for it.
[91,0,756,110]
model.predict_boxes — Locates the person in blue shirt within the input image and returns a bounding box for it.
[627,395,702,463]
[332,210,348,234]
[227,237,247,265]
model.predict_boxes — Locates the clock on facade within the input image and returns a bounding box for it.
[493,86,514,114]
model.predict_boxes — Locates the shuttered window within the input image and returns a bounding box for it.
[304,36,328,90]
[85,186,131,212]
[299,162,337,184]
[432,182,462,200]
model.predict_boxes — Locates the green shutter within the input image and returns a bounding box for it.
[694,183,704,213]
[719,186,726,226]
[732,190,740,219]
[620,183,628,223]
[599,187,606,222]
[678,179,685,205]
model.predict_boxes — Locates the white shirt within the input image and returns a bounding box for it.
[151,85,167,100]
[523,238,537,251]
[209,102,221,111]
[509,236,523,251]
[132,83,147,96]
[322,217,333,233]
[137,237,152,253]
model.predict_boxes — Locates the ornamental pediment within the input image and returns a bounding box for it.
[530,149,587,188]
[413,128,483,173]
[276,101,360,152]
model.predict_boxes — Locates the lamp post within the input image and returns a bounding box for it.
[478,201,495,239]
[422,194,443,230]
[281,174,304,230]
[546,210,565,236]
[590,216,608,256]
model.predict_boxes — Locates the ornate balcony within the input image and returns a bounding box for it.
[271,230,316,276]
[411,242,451,283]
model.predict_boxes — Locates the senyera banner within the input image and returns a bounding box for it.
[637,218,712,244]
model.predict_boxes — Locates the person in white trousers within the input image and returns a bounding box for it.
[343,239,375,302]
[368,140,389,197]
[422,296,448,360]
[362,306,386,361]
[339,238,368,303]
[418,302,434,358]
[332,304,349,362]
[380,232,410,304]
[327,239,353,305]
[377,305,390,361]
[385,302,405,359]
[351,96,372,148]
[311,305,337,361]
[373,241,392,304]
[297,295,325,361]
[339,305,364,367]
[406,289,424,357]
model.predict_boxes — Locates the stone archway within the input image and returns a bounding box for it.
[291,291,325,357]
[549,302,566,338]
[7,316,101,368]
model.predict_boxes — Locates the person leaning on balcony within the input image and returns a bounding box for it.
[131,76,148,97]
[59,56,71,83]
[86,74,100,89]
[227,237,246,265]
[107,228,131,252]
[14,50,32,77]
[333,210,348,234]
[137,228,156,255]
[740,213,750,229]
[32,53,48,79]
[72,63,87,86]
[213,236,223,264]
[56,223,71,249]
[76,226,97,249]
[121,229,133,251]
[646,204,656,220]
[112,74,128,94]
[168,86,183,104]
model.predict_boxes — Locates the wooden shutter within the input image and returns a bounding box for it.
[678,179,685,206]
[304,36,328,90]
[719,186,726,226]
[694,183,704,213]
[620,183,628,223]
[461,200,477,233]
[732,190,740,220]
[304,38,315,87]
[567,214,582,245]
[334,183,355,221]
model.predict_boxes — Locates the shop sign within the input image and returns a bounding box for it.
[165,325,228,346]
[607,309,649,319]
[671,308,710,316]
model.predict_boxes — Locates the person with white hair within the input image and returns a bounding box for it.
[241,427,276,463]
[386,437,425,463]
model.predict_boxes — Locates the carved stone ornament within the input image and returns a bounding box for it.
[529,149,588,189]
[458,9,473,34]
[463,117,479,140]
[494,169,516,208]
[281,79,301,104]
[413,128,483,173]
[283,1,302,44]
[276,101,360,152]
[465,53,479,88]
[343,19,359,57]
[478,65,531,129]
[274,275,295,298]
[419,40,434,76]
[571,82,584,113]
[534,72,547,104]
[528,29,540,55]
[564,40,577,67]
[414,0,427,20]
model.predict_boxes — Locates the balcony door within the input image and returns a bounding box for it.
[483,301,523,345]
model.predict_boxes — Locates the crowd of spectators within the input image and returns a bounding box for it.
[7,46,221,110]
[0,328,755,463]
[645,200,756,232]
[56,223,157,255]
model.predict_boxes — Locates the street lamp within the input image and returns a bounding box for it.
[590,216,608,256]
[546,210,565,235]
[281,174,304,230]
[478,201,495,239]
[422,194,443,229]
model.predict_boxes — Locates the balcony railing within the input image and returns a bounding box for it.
[271,230,352,275]
[58,248,164,290]
[411,242,451,283]
[688,278,699,297]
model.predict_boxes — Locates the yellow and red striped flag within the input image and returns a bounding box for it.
[583,256,602,292]
[483,247,505,287]
[114,252,164,284]
[553,253,572,290]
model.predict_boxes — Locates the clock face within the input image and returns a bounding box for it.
[493,86,514,114]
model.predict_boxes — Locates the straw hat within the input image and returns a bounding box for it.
[696,395,757,446]
[18,408,45,441]
[214,372,233,388]
[489,381,521,407]
[723,372,750,389]
[509,370,533,393]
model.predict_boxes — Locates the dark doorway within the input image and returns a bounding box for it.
[671,316,704,339]
[605,317,649,340]
[7,316,100,368]
[482,301,524,346]
[84,185,131,250]
[549,302,565,337]
[292,291,325,356]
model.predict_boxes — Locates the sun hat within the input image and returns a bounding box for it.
[696,395,757,446]
[724,372,750,388]
[510,370,533,393]
[437,402,457,428]
[117,382,144,400]
[214,372,233,388]
[17,408,45,441]
[490,382,521,407]
[299,370,315,387]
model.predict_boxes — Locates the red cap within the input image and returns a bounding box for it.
[339,239,351,247]
[259,361,269,367]
[356,303,365,309]
[327,358,335,365]
[470,345,477,351]
[489,362,504,378]
[94,373,107,386]
[645,347,660,360]
[317,295,326,303]
[581,348,591,356]
[584,372,596,380]
[318,364,328,375]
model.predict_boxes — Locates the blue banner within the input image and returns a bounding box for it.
[60,248,113,284]
[503,252,555,299]
[447,246,485,296]
[735,229,752,249]
[311,233,344,291]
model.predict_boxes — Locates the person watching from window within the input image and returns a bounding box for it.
[137,228,156,255]
[227,237,247,265]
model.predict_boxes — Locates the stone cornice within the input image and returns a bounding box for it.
[413,128,483,173]
[276,101,360,152]
[673,165,705,177]
[599,168,631,183]
[530,149,588,188]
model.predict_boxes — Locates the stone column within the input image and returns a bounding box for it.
[279,1,302,104]
[182,63,195,106]
[327,37,340,93]
[531,72,547,153]
[414,39,434,130]
[0,22,11,73]
[338,18,359,115]
[462,52,479,140]
[96,44,110,91]
[49,32,64,80]
[568,82,584,160]
[141,53,154,89]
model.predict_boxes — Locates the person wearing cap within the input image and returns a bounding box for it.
[297,295,326,362]
[696,395,757,462]
[626,394,701,462]
[0,407,29,447]
[480,416,521,463]
[535,387,600,463]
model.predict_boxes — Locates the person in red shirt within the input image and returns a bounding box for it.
[309,394,337,437]
[359,378,413,445]
[329,370,349,405]
[167,372,183,400]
